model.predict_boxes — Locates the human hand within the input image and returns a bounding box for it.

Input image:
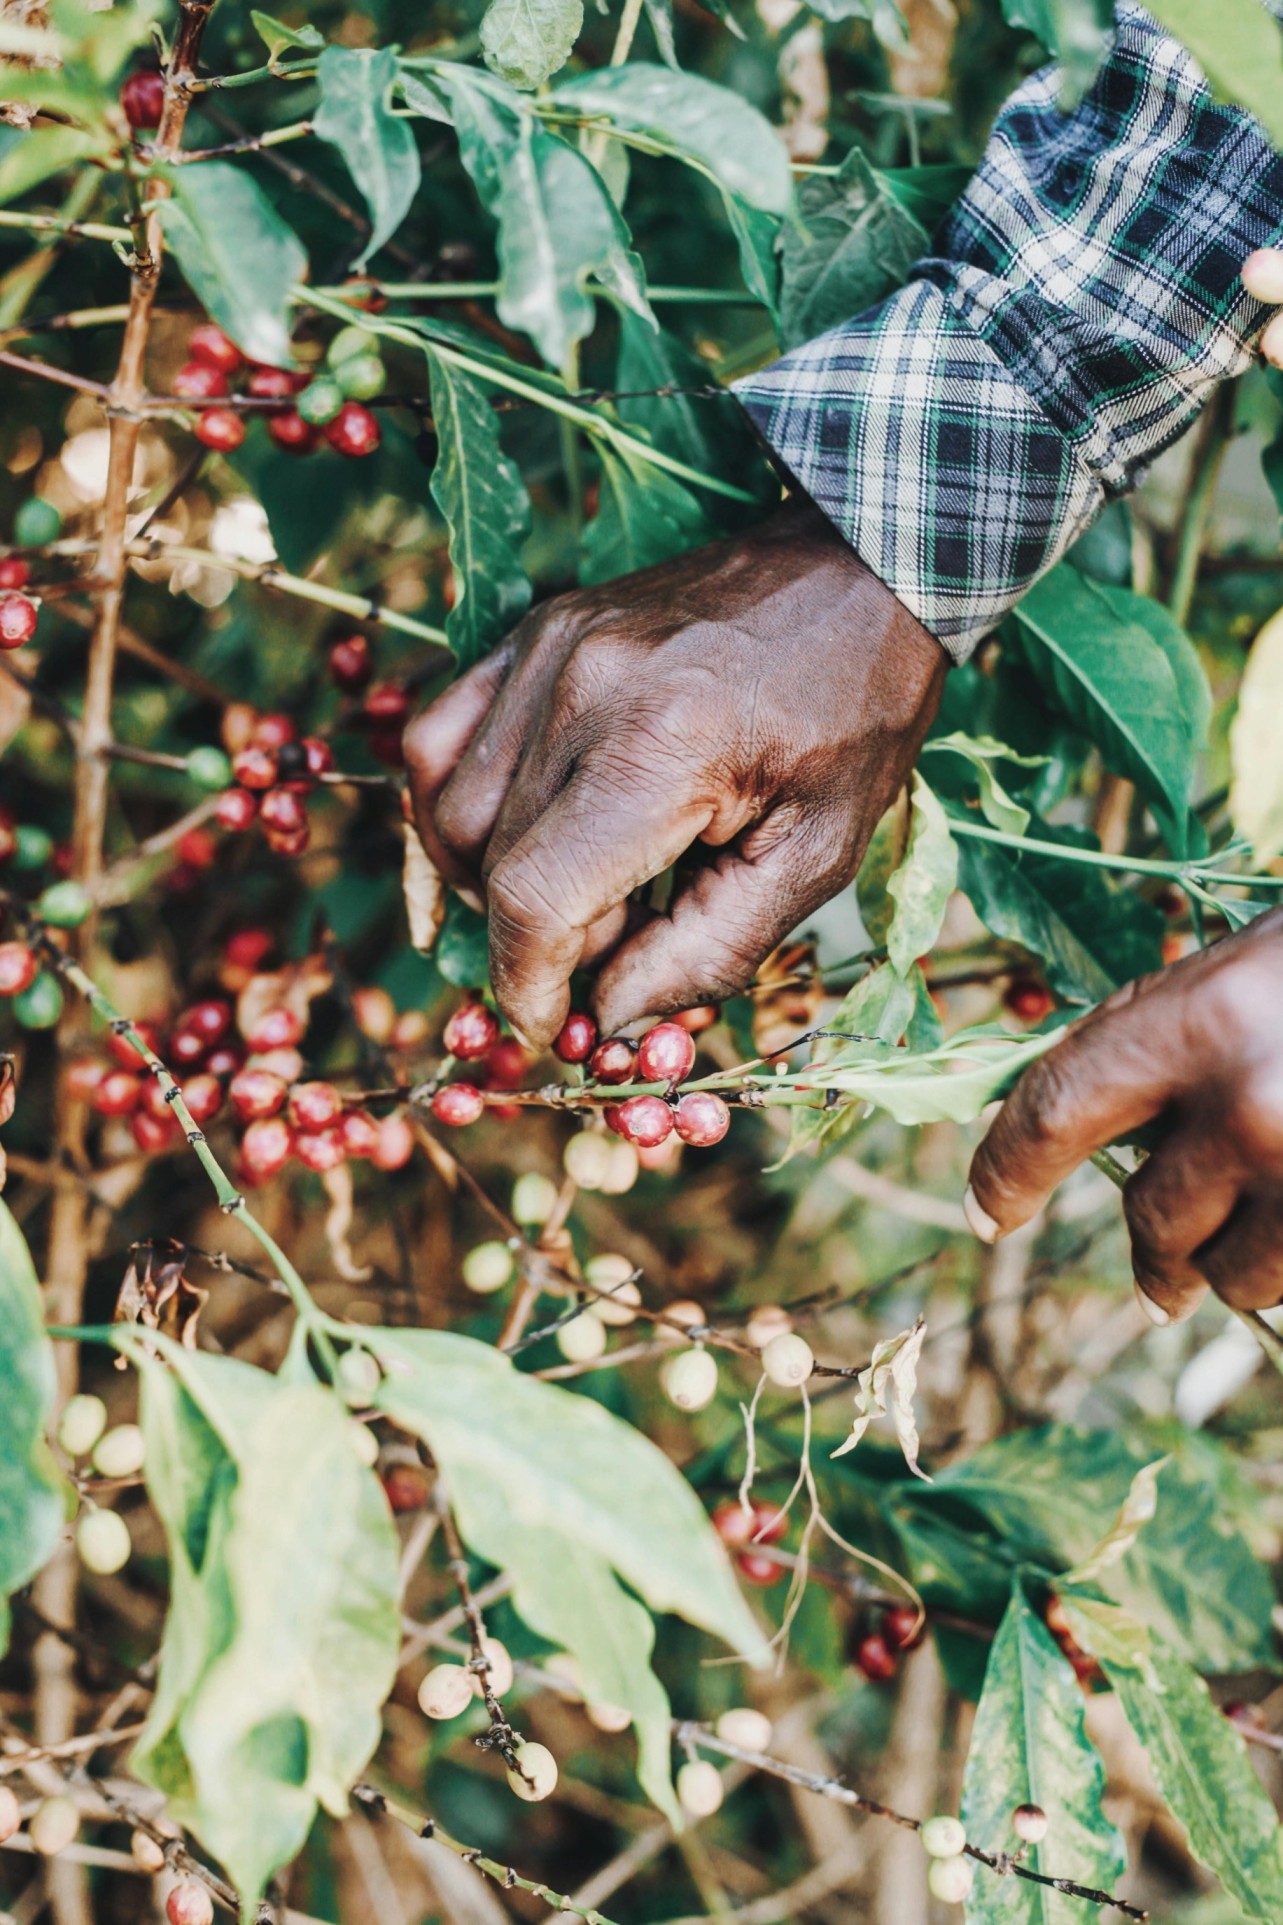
[405,498,945,1048]
[1243,247,1283,366]
[965,908,1283,1322]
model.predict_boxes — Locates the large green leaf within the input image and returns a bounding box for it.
[1008,569,1208,852]
[554,64,793,216]
[425,350,532,668]
[249,9,324,61]
[723,191,782,323]
[954,814,1164,1003]
[784,962,938,1159]
[999,0,1113,98]
[962,1587,1123,1922]
[579,446,710,585]
[779,146,925,351]
[0,1200,65,1656]
[314,47,421,268]
[1064,1598,1283,1922]
[158,164,307,368]
[885,772,957,977]
[614,312,772,515]
[480,0,583,89]
[1143,0,1283,144]
[128,1343,400,1917]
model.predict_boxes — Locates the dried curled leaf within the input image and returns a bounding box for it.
[832,1317,929,1479]
[236,953,333,1047]
[1063,1456,1169,1588]
[321,1164,373,1284]
[115,1239,207,1350]
[403,823,446,954]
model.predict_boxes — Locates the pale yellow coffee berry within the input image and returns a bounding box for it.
[563,1131,614,1188]
[76,1507,131,1575]
[586,1701,632,1733]
[473,1636,514,1696]
[745,1305,793,1350]
[585,1254,641,1325]
[29,1794,80,1857]
[598,1140,639,1194]
[511,1171,559,1225]
[0,1786,20,1845]
[658,1300,706,1344]
[507,1741,558,1801]
[921,1815,967,1859]
[927,1854,974,1904]
[348,1420,379,1467]
[1012,1802,1048,1844]
[418,1664,475,1720]
[715,1707,772,1752]
[558,1311,608,1362]
[57,1392,107,1458]
[130,1828,167,1873]
[462,1240,516,1294]
[677,1759,724,1818]
[662,1348,719,1412]
[760,1332,814,1388]
[92,1422,145,1479]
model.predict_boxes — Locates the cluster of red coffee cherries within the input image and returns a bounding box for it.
[0,557,39,652]
[1043,1594,1104,1691]
[213,709,335,856]
[852,1602,925,1683]
[711,1498,789,1587]
[326,633,415,765]
[428,1001,732,1150]
[161,320,382,461]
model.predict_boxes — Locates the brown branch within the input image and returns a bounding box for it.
[0,349,110,398]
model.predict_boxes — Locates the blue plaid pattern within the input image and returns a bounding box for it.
[733,3,1283,658]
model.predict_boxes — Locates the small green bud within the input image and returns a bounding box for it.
[38,880,93,928]
[296,378,345,426]
[12,825,53,870]
[13,496,62,548]
[185,745,234,791]
[14,973,62,1029]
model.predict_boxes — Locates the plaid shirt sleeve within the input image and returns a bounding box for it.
[732,1,1283,660]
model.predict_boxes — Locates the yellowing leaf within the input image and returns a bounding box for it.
[885,772,956,976]
[1063,1456,1168,1589]
[1230,605,1283,864]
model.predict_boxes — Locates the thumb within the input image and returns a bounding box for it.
[593,810,846,1034]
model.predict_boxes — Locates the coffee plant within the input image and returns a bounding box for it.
[1,0,1283,1920]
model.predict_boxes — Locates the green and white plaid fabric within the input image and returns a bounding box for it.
[733,3,1283,659]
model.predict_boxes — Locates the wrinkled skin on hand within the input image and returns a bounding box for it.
[967,907,1283,1318]
[405,497,945,1048]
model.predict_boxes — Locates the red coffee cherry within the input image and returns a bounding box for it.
[674,1091,730,1147]
[1004,979,1055,1022]
[882,1603,925,1652]
[672,1004,719,1033]
[252,712,296,751]
[194,407,246,453]
[339,1109,380,1158]
[140,1075,177,1122]
[166,1879,214,1925]
[172,361,227,400]
[259,787,308,837]
[249,366,304,400]
[239,1115,294,1183]
[553,1011,597,1063]
[294,1126,346,1172]
[214,787,258,832]
[371,1111,415,1169]
[712,1499,787,1548]
[362,680,411,727]
[302,736,334,780]
[431,1082,485,1127]
[108,1018,161,1069]
[0,807,14,862]
[202,1041,244,1080]
[736,1551,786,1587]
[180,1073,223,1125]
[180,999,232,1045]
[637,1022,696,1085]
[266,410,318,453]
[329,634,373,692]
[589,1038,636,1085]
[0,594,39,648]
[289,1081,343,1133]
[613,1095,673,1148]
[65,1055,107,1102]
[242,1005,304,1052]
[855,1632,898,1683]
[229,1067,288,1121]
[486,1037,530,1088]
[325,401,381,457]
[121,69,165,130]
[224,927,272,972]
[0,558,30,590]
[0,940,38,995]
[94,1069,144,1116]
[231,746,278,792]
[176,826,217,869]
[133,1107,179,1152]
[188,324,242,375]
[383,1461,430,1512]
[444,1001,500,1061]
[265,824,310,857]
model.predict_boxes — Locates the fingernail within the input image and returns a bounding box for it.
[963,1185,999,1244]
[1133,1278,1170,1327]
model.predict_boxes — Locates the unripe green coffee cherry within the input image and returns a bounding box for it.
[296,378,344,426]
[715,1707,772,1751]
[921,1815,967,1859]
[418,1663,475,1720]
[328,323,374,367]
[14,496,62,548]
[676,1758,724,1817]
[0,1784,20,1844]
[462,1240,515,1294]
[1012,1802,1048,1844]
[557,1310,607,1362]
[77,1506,132,1575]
[760,1331,813,1388]
[38,880,93,928]
[14,973,62,1029]
[335,352,385,401]
[511,1171,558,1225]
[58,1392,108,1458]
[507,1740,558,1802]
[92,1422,146,1479]
[662,1347,718,1412]
[185,745,234,791]
[29,1793,80,1856]
[335,1348,381,1406]
[926,1854,973,1904]
[12,824,53,870]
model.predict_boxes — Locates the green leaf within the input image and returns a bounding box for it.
[783,961,920,1159]
[723,191,782,323]
[1230,608,1283,865]
[797,1023,1064,1127]
[1008,569,1208,853]
[879,163,973,233]
[1064,1598,1283,1921]
[779,146,925,351]
[480,0,583,89]
[127,1343,400,1916]
[0,125,100,207]
[579,446,710,585]
[921,734,1048,836]
[1142,0,1283,144]
[0,1199,65,1657]
[614,312,772,514]
[314,48,421,269]
[954,815,1164,1003]
[999,0,1113,99]
[368,1327,762,1807]
[554,64,793,215]
[962,1587,1123,1922]
[434,67,651,367]
[249,8,323,61]
[885,772,957,977]
[434,892,490,986]
[424,350,532,669]
[158,164,307,369]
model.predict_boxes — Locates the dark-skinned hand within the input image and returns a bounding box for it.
[966,906,1283,1320]
[404,496,946,1049]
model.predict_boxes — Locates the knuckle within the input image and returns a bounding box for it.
[1229,1068,1283,1164]
[1008,1052,1083,1153]
[487,859,565,939]
[1124,1181,1184,1259]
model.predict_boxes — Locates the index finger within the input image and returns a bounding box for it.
[485,765,712,1047]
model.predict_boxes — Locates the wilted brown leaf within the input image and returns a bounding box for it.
[403,823,446,953]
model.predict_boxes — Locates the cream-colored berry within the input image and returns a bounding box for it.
[29,1795,80,1857]
[662,1348,719,1412]
[418,1664,475,1720]
[558,1311,608,1362]
[658,1300,706,1344]
[348,1420,379,1466]
[677,1758,724,1817]
[511,1171,558,1225]
[715,1707,772,1752]
[57,1392,108,1458]
[745,1305,793,1349]
[1012,1802,1048,1844]
[130,1827,167,1872]
[760,1332,813,1388]
[507,1741,558,1801]
[584,1253,641,1324]
[0,1786,20,1845]
[598,1140,639,1194]
[921,1815,967,1859]
[563,1132,613,1188]
[472,1636,514,1696]
[76,1507,131,1575]
[1243,246,1283,303]
[586,1701,631,1733]
[462,1240,516,1294]
[927,1854,974,1904]
[92,1422,145,1479]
